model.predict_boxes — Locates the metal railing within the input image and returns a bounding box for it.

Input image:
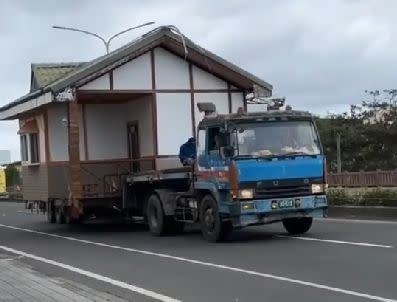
[328,170,397,187]
[80,157,156,197]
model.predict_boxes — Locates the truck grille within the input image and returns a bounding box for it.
[255,185,310,199]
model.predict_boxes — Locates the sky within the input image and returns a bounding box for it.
[0,0,396,161]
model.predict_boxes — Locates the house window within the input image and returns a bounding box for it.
[20,133,40,164]
[20,135,28,162]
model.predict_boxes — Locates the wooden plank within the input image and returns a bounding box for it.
[68,101,82,199]
[227,83,232,113]
[151,50,158,158]
[189,63,196,137]
[43,110,51,162]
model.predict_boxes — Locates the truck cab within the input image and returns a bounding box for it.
[194,103,327,241]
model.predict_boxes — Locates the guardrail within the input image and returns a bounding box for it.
[328,170,397,187]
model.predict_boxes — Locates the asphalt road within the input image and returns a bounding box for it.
[0,202,396,302]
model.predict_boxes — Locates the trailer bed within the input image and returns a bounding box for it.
[128,166,193,184]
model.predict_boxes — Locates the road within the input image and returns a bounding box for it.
[0,201,396,302]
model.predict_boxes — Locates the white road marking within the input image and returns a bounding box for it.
[276,235,393,248]
[0,224,396,302]
[0,244,180,302]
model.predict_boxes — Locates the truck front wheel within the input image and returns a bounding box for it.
[199,195,232,242]
[282,217,313,235]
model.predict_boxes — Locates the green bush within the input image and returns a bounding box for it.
[327,189,397,207]
[327,190,350,206]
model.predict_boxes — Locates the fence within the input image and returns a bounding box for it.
[328,170,397,187]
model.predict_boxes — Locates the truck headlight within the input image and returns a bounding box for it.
[239,189,254,199]
[311,184,325,194]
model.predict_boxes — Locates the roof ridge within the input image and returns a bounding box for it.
[31,62,87,68]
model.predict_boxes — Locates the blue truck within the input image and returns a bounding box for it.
[123,102,327,242]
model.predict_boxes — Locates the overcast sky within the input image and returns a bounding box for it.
[0,0,396,161]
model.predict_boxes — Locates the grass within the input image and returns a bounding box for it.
[327,189,397,207]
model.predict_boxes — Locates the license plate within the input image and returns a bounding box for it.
[278,199,294,208]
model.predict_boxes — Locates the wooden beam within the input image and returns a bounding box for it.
[77,89,238,95]
[82,104,89,161]
[68,101,82,200]
[150,50,158,158]
[189,63,196,138]
[227,83,232,113]
[243,91,248,112]
[43,110,51,162]
[109,71,114,90]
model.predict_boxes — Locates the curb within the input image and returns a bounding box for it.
[328,205,397,221]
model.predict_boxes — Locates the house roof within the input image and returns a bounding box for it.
[30,62,86,92]
[0,26,273,118]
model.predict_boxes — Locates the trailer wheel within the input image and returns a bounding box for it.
[47,201,56,223]
[199,195,232,242]
[147,194,166,236]
[55,207,66,224]
[282,217,313,235]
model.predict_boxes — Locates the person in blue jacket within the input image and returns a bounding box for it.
[179,137,196,166]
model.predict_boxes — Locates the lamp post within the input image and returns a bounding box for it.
[52,22,155,54]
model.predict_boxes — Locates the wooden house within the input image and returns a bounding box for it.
[0,26,272,208]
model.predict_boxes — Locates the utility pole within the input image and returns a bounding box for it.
[336,133,342,173]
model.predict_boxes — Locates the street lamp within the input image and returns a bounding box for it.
[52,22,155,54]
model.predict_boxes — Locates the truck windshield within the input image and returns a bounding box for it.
[230,121,321,157]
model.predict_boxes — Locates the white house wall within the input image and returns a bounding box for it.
[154,48,190,89]
[113,52,152,89]
[79,73,110,90]
[192,66,227,89]
[156,93,192,155]
[85,104,129,160]
[127,95,154,157]
[47,104,68,161]
[231,92,244,112]
[194,93,229,128]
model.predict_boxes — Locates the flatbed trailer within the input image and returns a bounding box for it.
[45,103,328,242]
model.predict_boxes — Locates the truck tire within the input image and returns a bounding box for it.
[199,195,232,242]
[282,217,313,235]
[47,201,56,223]
[55,207,66,224]
[147,194,167,236]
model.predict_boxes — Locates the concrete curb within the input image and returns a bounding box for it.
[328,205,397,221]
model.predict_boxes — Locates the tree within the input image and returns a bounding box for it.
[316,90,397,172]
[4,164,21,187]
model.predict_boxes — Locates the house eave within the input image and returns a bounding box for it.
[0,91,53,120]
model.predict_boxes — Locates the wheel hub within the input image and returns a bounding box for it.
[204,208,215,232]
[149,206,158,228]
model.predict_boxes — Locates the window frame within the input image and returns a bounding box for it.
[20,132,40,165]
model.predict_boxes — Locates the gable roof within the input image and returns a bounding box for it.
[30,62,86,92]
[0,26,272,119]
